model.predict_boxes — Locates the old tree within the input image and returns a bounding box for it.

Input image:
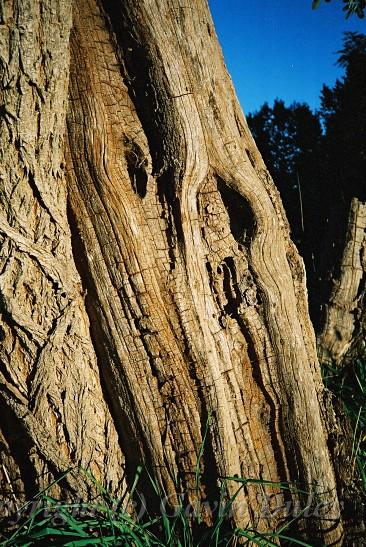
[0,0,363,544]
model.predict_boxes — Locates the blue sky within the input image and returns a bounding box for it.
[209,0,365,114]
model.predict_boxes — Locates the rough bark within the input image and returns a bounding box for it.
[317,198,366,543]
[318,198,366,366]
[0,0,354,543]
[0,0,124,504]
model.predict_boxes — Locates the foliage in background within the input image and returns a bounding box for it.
[312,0,366,18]
[320,32,366,204]
[247,32,366,331]
[247,100,323,241]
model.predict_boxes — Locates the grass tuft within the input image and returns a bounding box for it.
[322,350,366,492]
[0,467,312,547]
[3,351,364,546]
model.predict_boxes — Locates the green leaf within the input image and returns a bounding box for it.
[312,0,322,9]
[276,534,313,546]
[28,526,82,538]
[64,537,116,546]
[56,509,90,536]
[235,529,279,546]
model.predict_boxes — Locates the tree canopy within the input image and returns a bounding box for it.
[320,32,366,203]
[312,0,366,18]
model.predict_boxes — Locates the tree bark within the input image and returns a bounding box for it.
[318,198,366,366]
[0,0,353,543]
[0,0,125,505]
[317,198,366,542]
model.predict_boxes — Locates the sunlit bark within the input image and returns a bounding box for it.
[0,0,354,543]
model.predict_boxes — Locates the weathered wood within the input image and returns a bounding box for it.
[318,198,366,365]
[0,0,354,543]
[0,0,124,505]
[317,198,366,543]
[65,0,343,541]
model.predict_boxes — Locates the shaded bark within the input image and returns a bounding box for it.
[0,0,357,543]
[318,198,366,366]
[317,198,366,543]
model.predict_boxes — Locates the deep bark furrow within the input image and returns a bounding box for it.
[65,0,343,540]
[0,0,358,543]
[66,0,203,502]
[0,0,125,503]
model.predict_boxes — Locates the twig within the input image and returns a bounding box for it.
[297,170,305,233]
[2,463,19,512]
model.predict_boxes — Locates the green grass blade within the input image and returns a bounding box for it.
[276,533,313,546]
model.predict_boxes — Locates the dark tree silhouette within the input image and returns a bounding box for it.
[247,100,325,327]
[247,32,366,331]
[247,100,323,243]
[320,32,366,204]
[312,0,366,18]
[317,32,366,323]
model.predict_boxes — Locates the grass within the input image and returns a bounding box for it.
[1,352,364,547]
[0,466,313,547]
[321,350,366,492]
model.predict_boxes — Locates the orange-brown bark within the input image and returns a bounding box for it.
[0,0,356,543]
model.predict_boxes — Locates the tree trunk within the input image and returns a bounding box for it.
[317,198,366,542]
[0,0,353,543]
[318,198,366,366]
